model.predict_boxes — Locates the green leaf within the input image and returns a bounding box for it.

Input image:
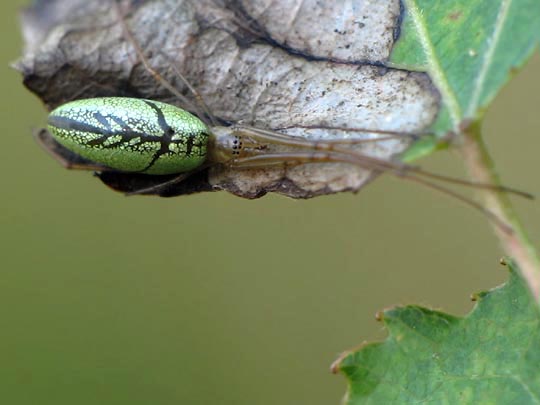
[392,0,539,160]
[333,262,540,404]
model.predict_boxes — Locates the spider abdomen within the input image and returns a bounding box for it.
[47,97,210,175]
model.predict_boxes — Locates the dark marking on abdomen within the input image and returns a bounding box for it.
[49,115,106,136]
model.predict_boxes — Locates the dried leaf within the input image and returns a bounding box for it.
[17,0,440,198]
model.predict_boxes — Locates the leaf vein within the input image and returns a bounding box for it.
[404,0,462,128]
[466,0,512,117]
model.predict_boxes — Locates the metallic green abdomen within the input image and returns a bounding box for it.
[47,97,209,175]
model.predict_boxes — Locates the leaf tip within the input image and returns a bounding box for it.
[330,356,344,374]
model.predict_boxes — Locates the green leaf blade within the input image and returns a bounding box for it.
[391,0,540,137]
[334,263,540,404]
[474,1,540,115]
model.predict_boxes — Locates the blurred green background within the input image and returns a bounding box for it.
[1,1,539,404]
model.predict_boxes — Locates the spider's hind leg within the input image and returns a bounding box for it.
[124,171,195,196]
[97,169,213,197]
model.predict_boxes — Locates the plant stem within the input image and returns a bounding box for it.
[459,121,540,302]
